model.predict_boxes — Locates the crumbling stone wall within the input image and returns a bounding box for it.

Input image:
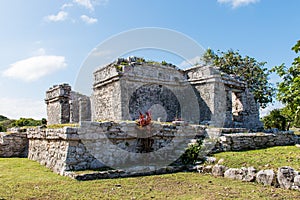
[238,88,263,130]
[92,58,199,123]
[27,127,101,174]
[0,129,28,157]
[92,73,122,121]
[70,91,91,122]
[217,131,298,152]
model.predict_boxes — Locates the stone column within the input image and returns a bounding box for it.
[224,89,233,128]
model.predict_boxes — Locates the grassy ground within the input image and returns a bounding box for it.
[1,158,300,199]
[213,145,300,171]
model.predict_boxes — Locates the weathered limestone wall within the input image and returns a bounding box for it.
[79,121,206,170]
[93,59,199,123]
[27,127,100,175]
[186,66,228,127]
[92,61,122,121]
[239,88,263,130]
[92,81,122,121]
[0,129,28,157]
[119,64,198,122]
[69,92,80,123]
[217,131,298,152]
[78,95,91,122]
[70,91,91,123]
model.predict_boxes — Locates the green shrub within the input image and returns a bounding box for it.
[262,109,287,130]
[161,60,168,65]
[114,64,123,72]
[136,57,145,63]
[180,140,203,165]
[10,118,42,127]
[120,62,129,66]
[0,115,8,122]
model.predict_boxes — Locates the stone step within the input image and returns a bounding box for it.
[220,128,248,134]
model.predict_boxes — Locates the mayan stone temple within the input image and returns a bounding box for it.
[45,56,262,130]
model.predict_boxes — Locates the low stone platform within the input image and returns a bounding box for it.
[0,129,28,157]
[1,122,299,179]
[27,121,207,175]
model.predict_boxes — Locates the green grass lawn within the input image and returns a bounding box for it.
[213,145,300,171]
[1,158,300,199]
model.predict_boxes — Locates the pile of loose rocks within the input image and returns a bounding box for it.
[196,159,300,191]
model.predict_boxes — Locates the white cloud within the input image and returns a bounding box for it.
[2,55,67,82]
[74,0,94,11]
[61,3,73,10]
[0,98,46,119]
[217,0,260,8]
[81,15,98,24]
[45,11,68,22]
[45,1,108,24]
[34,48,46,56]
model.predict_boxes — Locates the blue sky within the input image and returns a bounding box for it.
[0,0,299,119]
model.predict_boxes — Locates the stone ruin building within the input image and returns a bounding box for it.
[2,56,299,181]
[45,84,91,124]
[45,57,262,131]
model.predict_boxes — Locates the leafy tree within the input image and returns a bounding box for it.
[0,115,10,132]
[41,118,47,125]
[0,116,45,131]
[0,115,8,122]
[262,109,287,130]
[10,118,42,127]
[202,49,275,108]
[271,40,300,127]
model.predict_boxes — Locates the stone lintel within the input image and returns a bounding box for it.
[45,84,71,102]
[188,74,246,90]
[93,75,121,89]
[93,62,185,88]
[45,95,70,104]
[188,75,223,85]
[222,76,246,90]
[121,74,190,87]
[93,73,189,90]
